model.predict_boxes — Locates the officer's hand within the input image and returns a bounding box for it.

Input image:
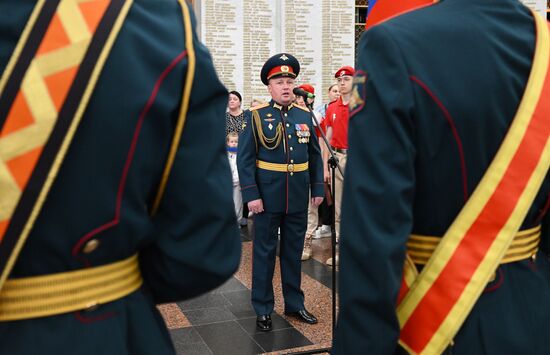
[312,197,323,207]
[248,199,264,214]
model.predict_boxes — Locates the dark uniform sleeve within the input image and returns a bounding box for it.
[237,110,261,203]
[541,204,550,255]
[139,5,241,303]
[333,26,416,354]
[308,119,324,198]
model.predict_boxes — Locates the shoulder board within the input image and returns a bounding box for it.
[250,102,270,111]
[292,104,310,112]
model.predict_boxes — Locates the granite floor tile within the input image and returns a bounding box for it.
[226,302,257,319]
[222,289,251,307]
[177,293,231,311]
[184,306,236,326]
[158,303,191,329]
[195,321,263,355]
[170,328,213,355]
[237,314,293,335]
[300,259,335,289]
[212,277,247,293]
[252,328,312,352]
[170,327,203,343]
[263,343,332,355]
[173,342,213,355]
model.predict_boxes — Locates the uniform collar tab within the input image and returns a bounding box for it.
[271,101,283,111]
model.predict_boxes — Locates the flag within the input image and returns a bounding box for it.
[367,0,377,16]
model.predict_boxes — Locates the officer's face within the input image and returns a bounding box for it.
[268,77,295,106]
[337,75,353,95]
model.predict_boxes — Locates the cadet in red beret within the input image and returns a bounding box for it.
[323,65,355,266]
[294,84,315,108]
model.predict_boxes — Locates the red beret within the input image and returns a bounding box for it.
[334,66,355,78]
[298,84,315,94]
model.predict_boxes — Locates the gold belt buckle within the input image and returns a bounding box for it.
[287,163,295,172]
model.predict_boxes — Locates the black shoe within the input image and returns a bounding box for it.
[256,314,272,331]
[285,309,318,324]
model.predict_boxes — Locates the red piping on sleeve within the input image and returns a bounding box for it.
[410,75,469,202]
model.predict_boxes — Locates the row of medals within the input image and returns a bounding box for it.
[297,129,310,144]
[266,121,310,143]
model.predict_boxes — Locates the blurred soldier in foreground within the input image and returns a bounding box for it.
[334,0,550,354]
[238,53,324,331]
[0,1,240,353]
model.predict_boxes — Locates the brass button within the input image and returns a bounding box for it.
[290,172,294,176]
[290,147,294,151]
[290,159,294,163]
[83,239,100,254]
[284,113,288,117]
[286,123,290,127]
[288,134,292,139]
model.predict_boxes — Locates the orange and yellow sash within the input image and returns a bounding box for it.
[0,0,131,291]
[397,11,550,354]
[365,0,437,30]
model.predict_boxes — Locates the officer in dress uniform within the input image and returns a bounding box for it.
[0,1,241,354]
[333,0,550,354]
[238,53,324,331]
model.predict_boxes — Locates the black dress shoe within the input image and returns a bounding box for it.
[256,314,272,331]
[285,309,318,324]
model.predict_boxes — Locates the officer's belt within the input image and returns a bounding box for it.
[407,225,541,266]
[0,254,142,321]
[256,160,308,173]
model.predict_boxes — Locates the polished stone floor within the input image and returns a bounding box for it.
[159,219,338,355]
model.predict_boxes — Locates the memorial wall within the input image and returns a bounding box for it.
[199,0,355,105]
[196,0,547,105]
[520,0,547,16]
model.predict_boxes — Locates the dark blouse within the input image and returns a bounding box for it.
[225,111,245,136]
